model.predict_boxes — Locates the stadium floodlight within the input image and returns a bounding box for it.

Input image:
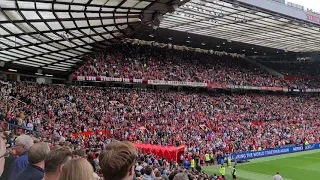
[8,69,17,72]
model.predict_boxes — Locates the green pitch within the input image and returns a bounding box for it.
[202,150,320,180]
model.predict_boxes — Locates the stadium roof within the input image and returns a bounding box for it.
[0,0,177,77]
[160,0,320,53]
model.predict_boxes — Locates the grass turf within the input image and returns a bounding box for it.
[202,150,320,180]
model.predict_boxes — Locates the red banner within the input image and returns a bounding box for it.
[72,130,111,139]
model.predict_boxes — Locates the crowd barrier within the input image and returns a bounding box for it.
[72,76,320,93]
[230,143,320,161]
[0,120,42,137]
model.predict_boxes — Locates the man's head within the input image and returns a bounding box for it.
[145,166,152,176]
[99,141,137,180]
[72,149,86,159]
[14,135,34,156]
[44,146,72,178]
[28,142,50,167]
[172,173,189,180]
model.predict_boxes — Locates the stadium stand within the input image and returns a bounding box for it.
[1,80,320,179]
[74,44,288,87]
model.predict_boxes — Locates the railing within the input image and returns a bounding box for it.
[0,120,42,137]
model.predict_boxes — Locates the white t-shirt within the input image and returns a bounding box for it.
[27,123,34,131]
[273,174,283,180]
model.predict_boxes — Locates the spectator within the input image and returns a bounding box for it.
[15,142,50,180]
[7,133,15,148]
[136,162,143,172]
[172,173,189,180]
[26,120,34,132]
[154,170,163,180]
[273,172,283,180]
[72,149,86,159]
[9,135,34,180]
[99,141,137,180]
[142,166,153,180]
[59,158,94,180]
[87,153,96,172]
[0,130,15,180]
[43,147,72,180]
[0,137,6,176]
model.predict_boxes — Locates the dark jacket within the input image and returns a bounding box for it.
[0,153,16,180]
[15,163,44,180]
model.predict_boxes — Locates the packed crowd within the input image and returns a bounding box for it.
[1,131,219,180]
[0,80,318,179]
[74,44,288,88]
[1,82,320,155]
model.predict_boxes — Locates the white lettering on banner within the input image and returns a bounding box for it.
[133,79,143,83]
[100,77,122,82]
[86,76,96,81]
[253,151,265,157]
[123,78,130,82]
[100,76,108,81]
[77,76,85,81]
[293,147,303,151]
[306,145,315,150]
[236,154,247,159]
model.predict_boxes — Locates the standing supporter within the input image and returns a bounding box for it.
[142,166,153,180]
[99,141,137,180]
[43,147,72,180]
[87,153,96,172]
[0,129,15,180]
[72,149,86,159]
[59,158,93,180]
[9,135,34,180]
[172,173,188,180]
[15,142,50,180]
[273,172,283,180]
[0,137,6,177]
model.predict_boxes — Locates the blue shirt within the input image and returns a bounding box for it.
[9,151,28,180]
[184,160,190,169]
